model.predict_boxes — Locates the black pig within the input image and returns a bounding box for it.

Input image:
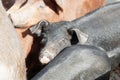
[30,2,120,65]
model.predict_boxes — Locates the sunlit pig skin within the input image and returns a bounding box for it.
[8,0,105,27]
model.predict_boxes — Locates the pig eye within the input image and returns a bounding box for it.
[41,33,47,38]
[40,33,47,45]
[41,38,47,44]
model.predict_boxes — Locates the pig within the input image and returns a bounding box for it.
[8,0,105,27]
[30,2,120,65]
[30,20,73,64]
[0,0,26,80]
[31,45,111,80]
[3,0,105,79]
[1,0,105,58]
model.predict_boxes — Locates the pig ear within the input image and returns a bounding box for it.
[29,24,42,36]
[68,28,88,44]
[29,20,49,36]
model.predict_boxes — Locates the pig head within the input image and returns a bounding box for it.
[30,20,87,64]
[30,21,72,64]
[30,20,88,64]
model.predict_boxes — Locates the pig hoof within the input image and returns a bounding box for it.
[40,56,50,64]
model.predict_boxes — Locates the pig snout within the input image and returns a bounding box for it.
[39,43,58,64]
[39,50,55,64]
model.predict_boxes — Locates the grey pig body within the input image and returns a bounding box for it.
[32,45,111,80]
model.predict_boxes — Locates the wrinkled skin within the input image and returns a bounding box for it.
[0,1,26,80]
[32,45,111,80]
